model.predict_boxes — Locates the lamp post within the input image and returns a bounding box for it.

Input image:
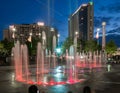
[74,31,78,54]
[50,27,55,53]
[57,34,60,47]
[73,31,78,80]
[101,22,107,63]
[74,31,78,67]
[96,28,100,45]
[102,22,106,51]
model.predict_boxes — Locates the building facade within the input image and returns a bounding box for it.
[69,2,94,42]
[3,23,58,51]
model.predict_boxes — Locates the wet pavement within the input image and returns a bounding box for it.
[0,64,120,93]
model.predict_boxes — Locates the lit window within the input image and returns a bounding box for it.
[81,17,84,20]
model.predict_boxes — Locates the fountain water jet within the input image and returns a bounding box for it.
[13,41,31,82]
[13,41,23,81]
[13,40,105,86]
[36,42,43,84]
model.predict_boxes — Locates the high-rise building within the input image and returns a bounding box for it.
[3,23,58,51]
[69,2,94,42]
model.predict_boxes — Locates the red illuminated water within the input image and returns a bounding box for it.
[13,41,23,81]
[13,42,103,86]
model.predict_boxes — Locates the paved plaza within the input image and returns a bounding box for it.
[0,64,120,93]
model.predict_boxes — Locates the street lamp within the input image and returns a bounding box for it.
[96,28,100,45]
[74,31,78,58]
[50,27,55,53]
[57,34,60,47]
[102,22,106,51]
[101,22,107,63]
[74,31,78,48]
[74,31,78,80]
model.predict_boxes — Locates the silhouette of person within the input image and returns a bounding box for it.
[28,85,39,93]
[67,91,72,93]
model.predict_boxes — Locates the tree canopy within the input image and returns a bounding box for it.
[62,37,73,53]
[84,40,101,52]
[105,40,117,55]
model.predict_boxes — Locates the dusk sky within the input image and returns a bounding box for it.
[0,0,120,42]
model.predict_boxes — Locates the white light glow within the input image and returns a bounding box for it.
[57,34,60,37]
[42,36,46,40]
[9,25,16,32]
[97,28,100,31]
[102,22,106,26]
[29,32,32,36]
[37,22,44,26]
[80,55,84,59]
[50,27,54,31]
[75,31,78,35]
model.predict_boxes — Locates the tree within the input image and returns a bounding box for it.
[26,37,40,56]
[84,40,100,52]
[62,37,73,54]
[0,39,14,56]
[0,43,3,49]
[0,42,8,57]
[77,38,86,52]
[105,40,117,56]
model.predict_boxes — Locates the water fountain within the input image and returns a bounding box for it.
[36,42,44,84]
[12,41,31,83]
[12,40,104,86]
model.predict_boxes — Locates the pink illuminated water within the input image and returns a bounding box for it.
[12,41,23,81]
[12,41,31,82]
[36,42,44,83]
[22,44,30,83]
[13,42,103,86]
[76,51,103,69]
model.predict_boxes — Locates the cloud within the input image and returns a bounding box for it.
[112,23,119,28]
[106,34,120,47]
[99,2,120,13]
[114,17,120,21]
[107,27,120,34]
[94,16,112,27]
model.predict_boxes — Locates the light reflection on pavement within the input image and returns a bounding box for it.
[0,65,120,93]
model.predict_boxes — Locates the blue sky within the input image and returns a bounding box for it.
[94,0,120,36]
[0,0,120,42]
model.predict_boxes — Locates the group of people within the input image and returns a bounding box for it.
[28,85,72,93]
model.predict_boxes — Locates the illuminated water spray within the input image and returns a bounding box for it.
[13,41,31,82]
